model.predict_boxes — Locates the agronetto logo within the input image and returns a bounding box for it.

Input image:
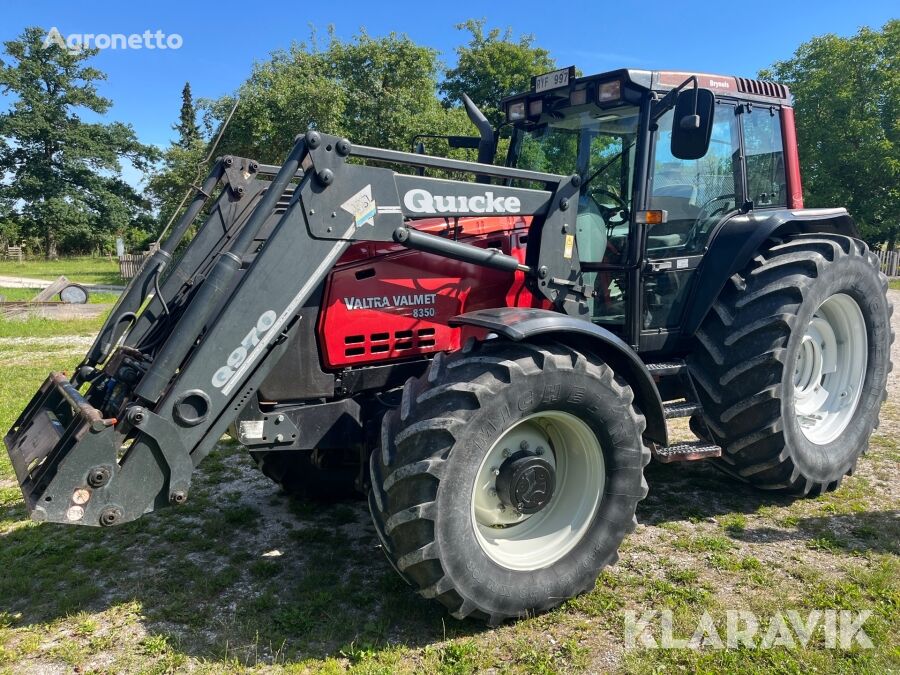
[42,27,184,54]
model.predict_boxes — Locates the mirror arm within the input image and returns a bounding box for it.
[650,75,699,125]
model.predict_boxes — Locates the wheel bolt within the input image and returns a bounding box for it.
[488,488,498,497]
[491,467,499,476]
[497,503,506,511]
[535,446,545,456]
[502,448,511,458]
[519,440,530,451]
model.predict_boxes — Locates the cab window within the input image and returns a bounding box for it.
[743,108,786,207]
[648,104,741,256]
[512,107,640,266]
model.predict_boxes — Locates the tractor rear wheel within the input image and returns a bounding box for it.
[369,340,649,624]
[690,234,893,495]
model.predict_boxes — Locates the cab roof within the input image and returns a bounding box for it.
[503,67,791,107]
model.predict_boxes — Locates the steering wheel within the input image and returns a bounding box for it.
[696,194,735,223]
[685,193,735,249]
[588,188,630,227]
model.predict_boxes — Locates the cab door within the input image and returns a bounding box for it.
[639,100,742,349]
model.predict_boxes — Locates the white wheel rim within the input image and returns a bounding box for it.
[792,293,867,445]
[471,411,604,571]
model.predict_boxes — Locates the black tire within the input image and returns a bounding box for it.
[369,339,650,624]
[689,234,893,495]
[250,449,359,500]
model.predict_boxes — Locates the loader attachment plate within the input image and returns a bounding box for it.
[4,372,117,517]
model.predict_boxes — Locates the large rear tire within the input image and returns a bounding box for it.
[369,340,650,624]
[689,234,893,495]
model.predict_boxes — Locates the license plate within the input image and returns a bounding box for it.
[534,68,572,93]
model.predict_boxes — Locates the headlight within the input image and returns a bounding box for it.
[597,80,622,104]
[507,100,526,121]
[569,88,588,106]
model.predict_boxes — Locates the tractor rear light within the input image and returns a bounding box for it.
[569,88,587,106]
[635,210,668,225]
[507,100,526,121]
[597,80,621,104]
[528,99,543,117]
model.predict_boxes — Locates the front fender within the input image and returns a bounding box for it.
[450,307,667,445]
[681,208,858,337]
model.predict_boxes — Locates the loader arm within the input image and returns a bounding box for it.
[5,130,584,527]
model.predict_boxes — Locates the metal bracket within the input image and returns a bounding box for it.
[223,156,259,200]
[126,406,193,504]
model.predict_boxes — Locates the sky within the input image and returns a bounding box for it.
[2,0,896,186]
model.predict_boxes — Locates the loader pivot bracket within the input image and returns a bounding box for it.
[223,155,259,199]
[125,406,193,503]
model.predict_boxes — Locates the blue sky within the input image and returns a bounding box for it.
[2,0,896,185]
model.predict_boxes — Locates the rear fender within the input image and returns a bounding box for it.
[450,307,667,445]
[681,208,858,337]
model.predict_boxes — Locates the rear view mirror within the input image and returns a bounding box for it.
[671,88,714,160]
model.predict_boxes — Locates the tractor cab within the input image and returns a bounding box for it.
[502,68,798,351]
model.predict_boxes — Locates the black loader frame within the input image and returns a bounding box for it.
[6,130,668,527]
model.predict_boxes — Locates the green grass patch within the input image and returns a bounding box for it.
[673,534,735,553]
[0,257,123,286]
[888,278,900,291]
[0,286,119,304]
[0,315,106,338]
[719,513,747,536]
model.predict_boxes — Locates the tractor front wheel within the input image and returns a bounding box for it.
[369,340,649,624]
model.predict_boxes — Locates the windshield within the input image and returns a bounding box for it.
[509,106,640,266]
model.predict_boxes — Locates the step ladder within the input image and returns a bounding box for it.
[645,360,722,464]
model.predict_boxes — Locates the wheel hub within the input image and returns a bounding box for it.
[496,451,556,514]
[792,293,867,445]
[471,411,604,571]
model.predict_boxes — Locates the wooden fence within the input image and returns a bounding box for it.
[876,249,900,278]
[118,252,150,280]
[4,245,23,262]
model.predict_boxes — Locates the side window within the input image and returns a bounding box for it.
[648,105,740,257]
[743,108,786,207]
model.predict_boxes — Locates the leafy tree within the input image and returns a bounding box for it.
[145,140,206,239]
[204,28,471,165]
[0,26,157,257]
[761,20,900,247]
[441,19,555,129]
[174,81,200,147]
[329,30,468,151]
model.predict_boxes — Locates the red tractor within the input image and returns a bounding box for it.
[6,67,893,624]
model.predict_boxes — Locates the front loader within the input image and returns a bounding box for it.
[6,67,892,623]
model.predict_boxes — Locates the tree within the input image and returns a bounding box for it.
[204,28,471,165]
[441,19,555,129]
[174,81,200,147]
[148,81,210,229]
[761,20,900,247]
[0,27,157,257]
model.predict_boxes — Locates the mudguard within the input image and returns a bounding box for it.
[681,207,858,337]
[450,307,668,445]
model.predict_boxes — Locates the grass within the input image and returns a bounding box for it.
[889,278,900,291]
[0,316,896,673]
[0,256,123,286]
[0,286,119,304]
